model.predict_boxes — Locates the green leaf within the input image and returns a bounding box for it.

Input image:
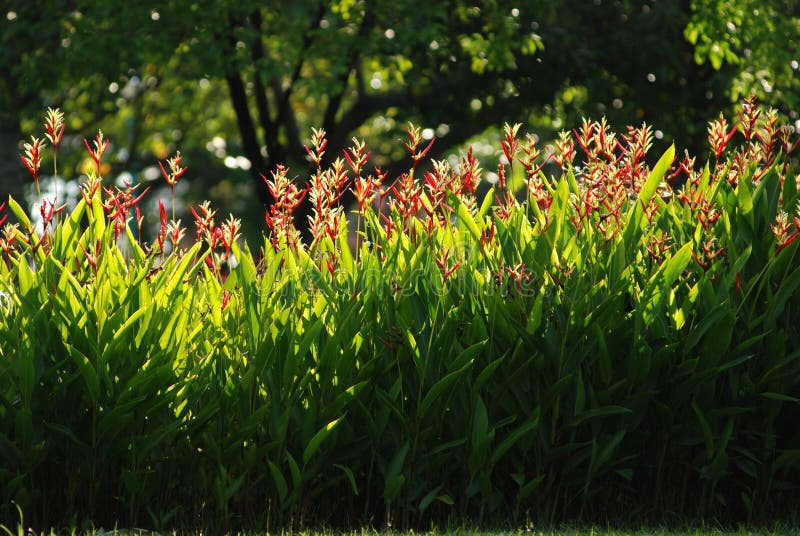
[337,219,355,275]
[775,449,800,471]
[125,224,147,264]
[287,451,302,489]
[302,415,344,465]
[622,144,675,251]
[473,352,505,394]
[91,193,106,240]
[64,343,100,406]
[7,195,32,229]
[640,144,675,205]
[96,397,144,443]
[16,253,35,296]
[574,369,585,416]
[386,440,409,484]
[164,242,204,296]
[109,306,148,345]
[418,484,444,514]
[692,398,714,460]
[418,358,474,418]
[43,421,88,448]
[570,405,632,427]
[641,242,693,323]
[516,474,546,503]
[449,191,482,242]
[736,178,755,245]
[685,302,729,353]
[428,437,467,456]
[490,414,539,468]
[267,460,289,504]
[470,395,490,453]
[55,197,87,258]
[616,468,634,481]
[589,429,625,477]
[767,266,800,325]
[231,241,257,285]
[294,317,323,371]
[333,463,359,496]
[761,392,800,403]
[384,474,405,503]
[479,186,495,218]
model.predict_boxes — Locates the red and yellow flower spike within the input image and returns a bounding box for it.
[44,107,65,204]
[84,130,109,177]
[20,136,45,197]
[159,151,187,193]
[159,151,187,220]
[44,107,65,150]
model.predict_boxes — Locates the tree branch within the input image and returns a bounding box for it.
[251,6,327,168]
[249,10,280,161]
[323,90,411,161]
[322,5,375,134]
[226,72,269,204]
[269,78,304,165]
[274,5,326,130]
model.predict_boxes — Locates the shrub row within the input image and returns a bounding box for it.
[1,101,799,531]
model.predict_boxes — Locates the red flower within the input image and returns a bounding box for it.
[44,107,65,150]
[159,151,187,193]
[20,136,45,190]
[84,130,109,176]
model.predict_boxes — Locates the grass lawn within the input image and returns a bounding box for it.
[22,526,788,536]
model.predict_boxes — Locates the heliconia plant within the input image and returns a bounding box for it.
[19,136,44,199]
[44,107,64,204]
[0,97,799,532]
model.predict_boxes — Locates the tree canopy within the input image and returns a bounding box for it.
[2,1,798,234]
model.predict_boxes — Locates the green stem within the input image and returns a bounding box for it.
[53,150,58,204]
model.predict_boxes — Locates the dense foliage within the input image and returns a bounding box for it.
[3,1,799,230]
[1,101,800,531]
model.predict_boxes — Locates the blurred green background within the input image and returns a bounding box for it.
[2,0,799,239]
